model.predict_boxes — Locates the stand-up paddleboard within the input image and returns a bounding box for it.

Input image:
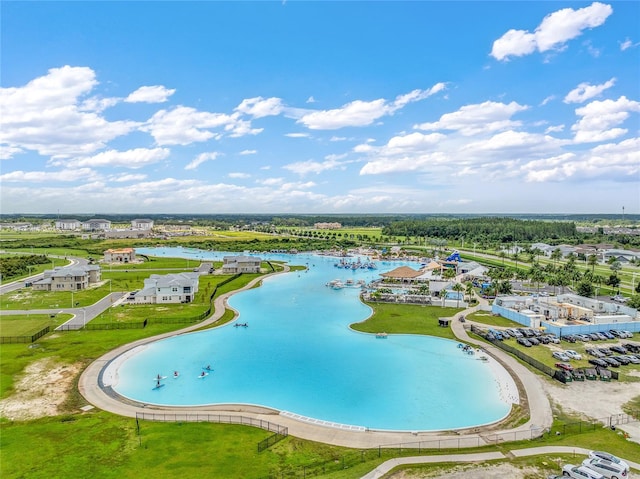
[153,382,165,390]
[153,375,167,381]
[198,372,209,379]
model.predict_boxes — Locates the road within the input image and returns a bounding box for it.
[0,255,87,295]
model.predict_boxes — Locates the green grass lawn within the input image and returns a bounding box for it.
[351,303,461,340]
[0,314,73,336]
[466,311,524,328]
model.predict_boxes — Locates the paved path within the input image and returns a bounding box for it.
[360,446,640,478]
[79,273,555,449]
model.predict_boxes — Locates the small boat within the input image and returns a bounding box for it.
[234,322,248,327]
[375,332,388,338]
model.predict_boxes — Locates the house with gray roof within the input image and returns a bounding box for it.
[222,255,262,274]
[32,265,101,291]
[131,272,200,304]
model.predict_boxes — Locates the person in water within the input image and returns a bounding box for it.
[156,380,161,387]
[200,371,206,377]
[206,365,212,370]
[173,371,179,377]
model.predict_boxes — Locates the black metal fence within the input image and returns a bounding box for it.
[0,325,51,344]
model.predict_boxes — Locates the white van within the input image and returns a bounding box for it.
[582,457,628,478]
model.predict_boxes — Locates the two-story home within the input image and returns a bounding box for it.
[221,255,262,274]
[131,272,200,304]
[82,219,112,231]
[104,248,136,263]
[32,265,102,291]
[55,219,81,230]
[131,218,154,230]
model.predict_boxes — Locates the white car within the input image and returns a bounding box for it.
[562,464,604,479]
[565,350,583,360]
[588,451,630,473]
[553,351,571,361]
[582,457,628,478]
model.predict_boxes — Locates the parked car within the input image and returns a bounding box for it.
[582,457,628,478]
[620,330,633,338]
[610,330,625,338]
[555,362,574,372]
[622,355,640,364]
[587,333,600,341]
[528,337,540,345]
[588,358,609,368]
[597,348,613,356]
[610,345,628,354]
[517,337,532,347]
[622,343,640,353]
[602,357,621,368]
[588,451,630,473]
[575,334,591,342]
[539,335,551,344]
[602,331,615,340]
[611,356,630,365]
[595,333,608,341]
[553,351,571,361]
[565,350,582,360]
[546,334,561,344]
[586,348,605,358]
[562,335,578,343]
[562,464,604,479]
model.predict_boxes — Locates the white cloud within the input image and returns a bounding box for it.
[491,2,613,61]
[283,155,347,175]
[235,96,284,118]
[414,101,528,136]
[564,78,616,103]
[541,95,556,106]
[0,167,96,182]
[239,149,257,155]
[545,125,565,134]
[522,138,639,182]
[0,65,139,157]
[125,85,176,103]
[57,147,170,169]
[0,145,22,160]
[285,132,310,138]
[185,152,219,170]
[109,173,148,183]
[142,106,234,145]
[228,172,250,179]
[359,152,448,175]
[306,96,316,103]
[298,84,445,130]
[571,96,640,143]
[620,38,639,51]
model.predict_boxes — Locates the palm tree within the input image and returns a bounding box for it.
[465,281,475,302]
[587,254,598,273]
[550,248,562,267]
[452,283,464,308]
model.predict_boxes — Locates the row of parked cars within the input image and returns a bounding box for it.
[553,451,631,478]
[561,330,634,343]
[584,343,640,368]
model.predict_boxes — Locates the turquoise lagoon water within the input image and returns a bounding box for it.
[110,247,510,431]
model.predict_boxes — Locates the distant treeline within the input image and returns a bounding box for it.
[382,217,578,243]
[2,213,638,228]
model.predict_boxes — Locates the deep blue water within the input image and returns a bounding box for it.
[110,247,510,431]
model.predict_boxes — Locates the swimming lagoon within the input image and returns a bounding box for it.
[107,247,516,431]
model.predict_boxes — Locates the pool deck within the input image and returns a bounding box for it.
[78,268,553,449]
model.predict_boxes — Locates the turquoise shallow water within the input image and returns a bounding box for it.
[111,247,510,431]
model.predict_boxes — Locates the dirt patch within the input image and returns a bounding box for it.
[388,463,544,478]
[0,358,81,421]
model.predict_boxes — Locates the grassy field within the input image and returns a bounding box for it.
[465,311,524,328]
[0,314,74,336]
[352,303,462,340]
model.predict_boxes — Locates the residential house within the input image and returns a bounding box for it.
[82,218,111,231]
[131,273,200,304]
[104,248,136,263]
[222,255,262,274]
[55,219,81,230]
[131,218,154,230]
[32,265,102,291]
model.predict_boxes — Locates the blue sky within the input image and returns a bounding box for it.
[1,1,638,215]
